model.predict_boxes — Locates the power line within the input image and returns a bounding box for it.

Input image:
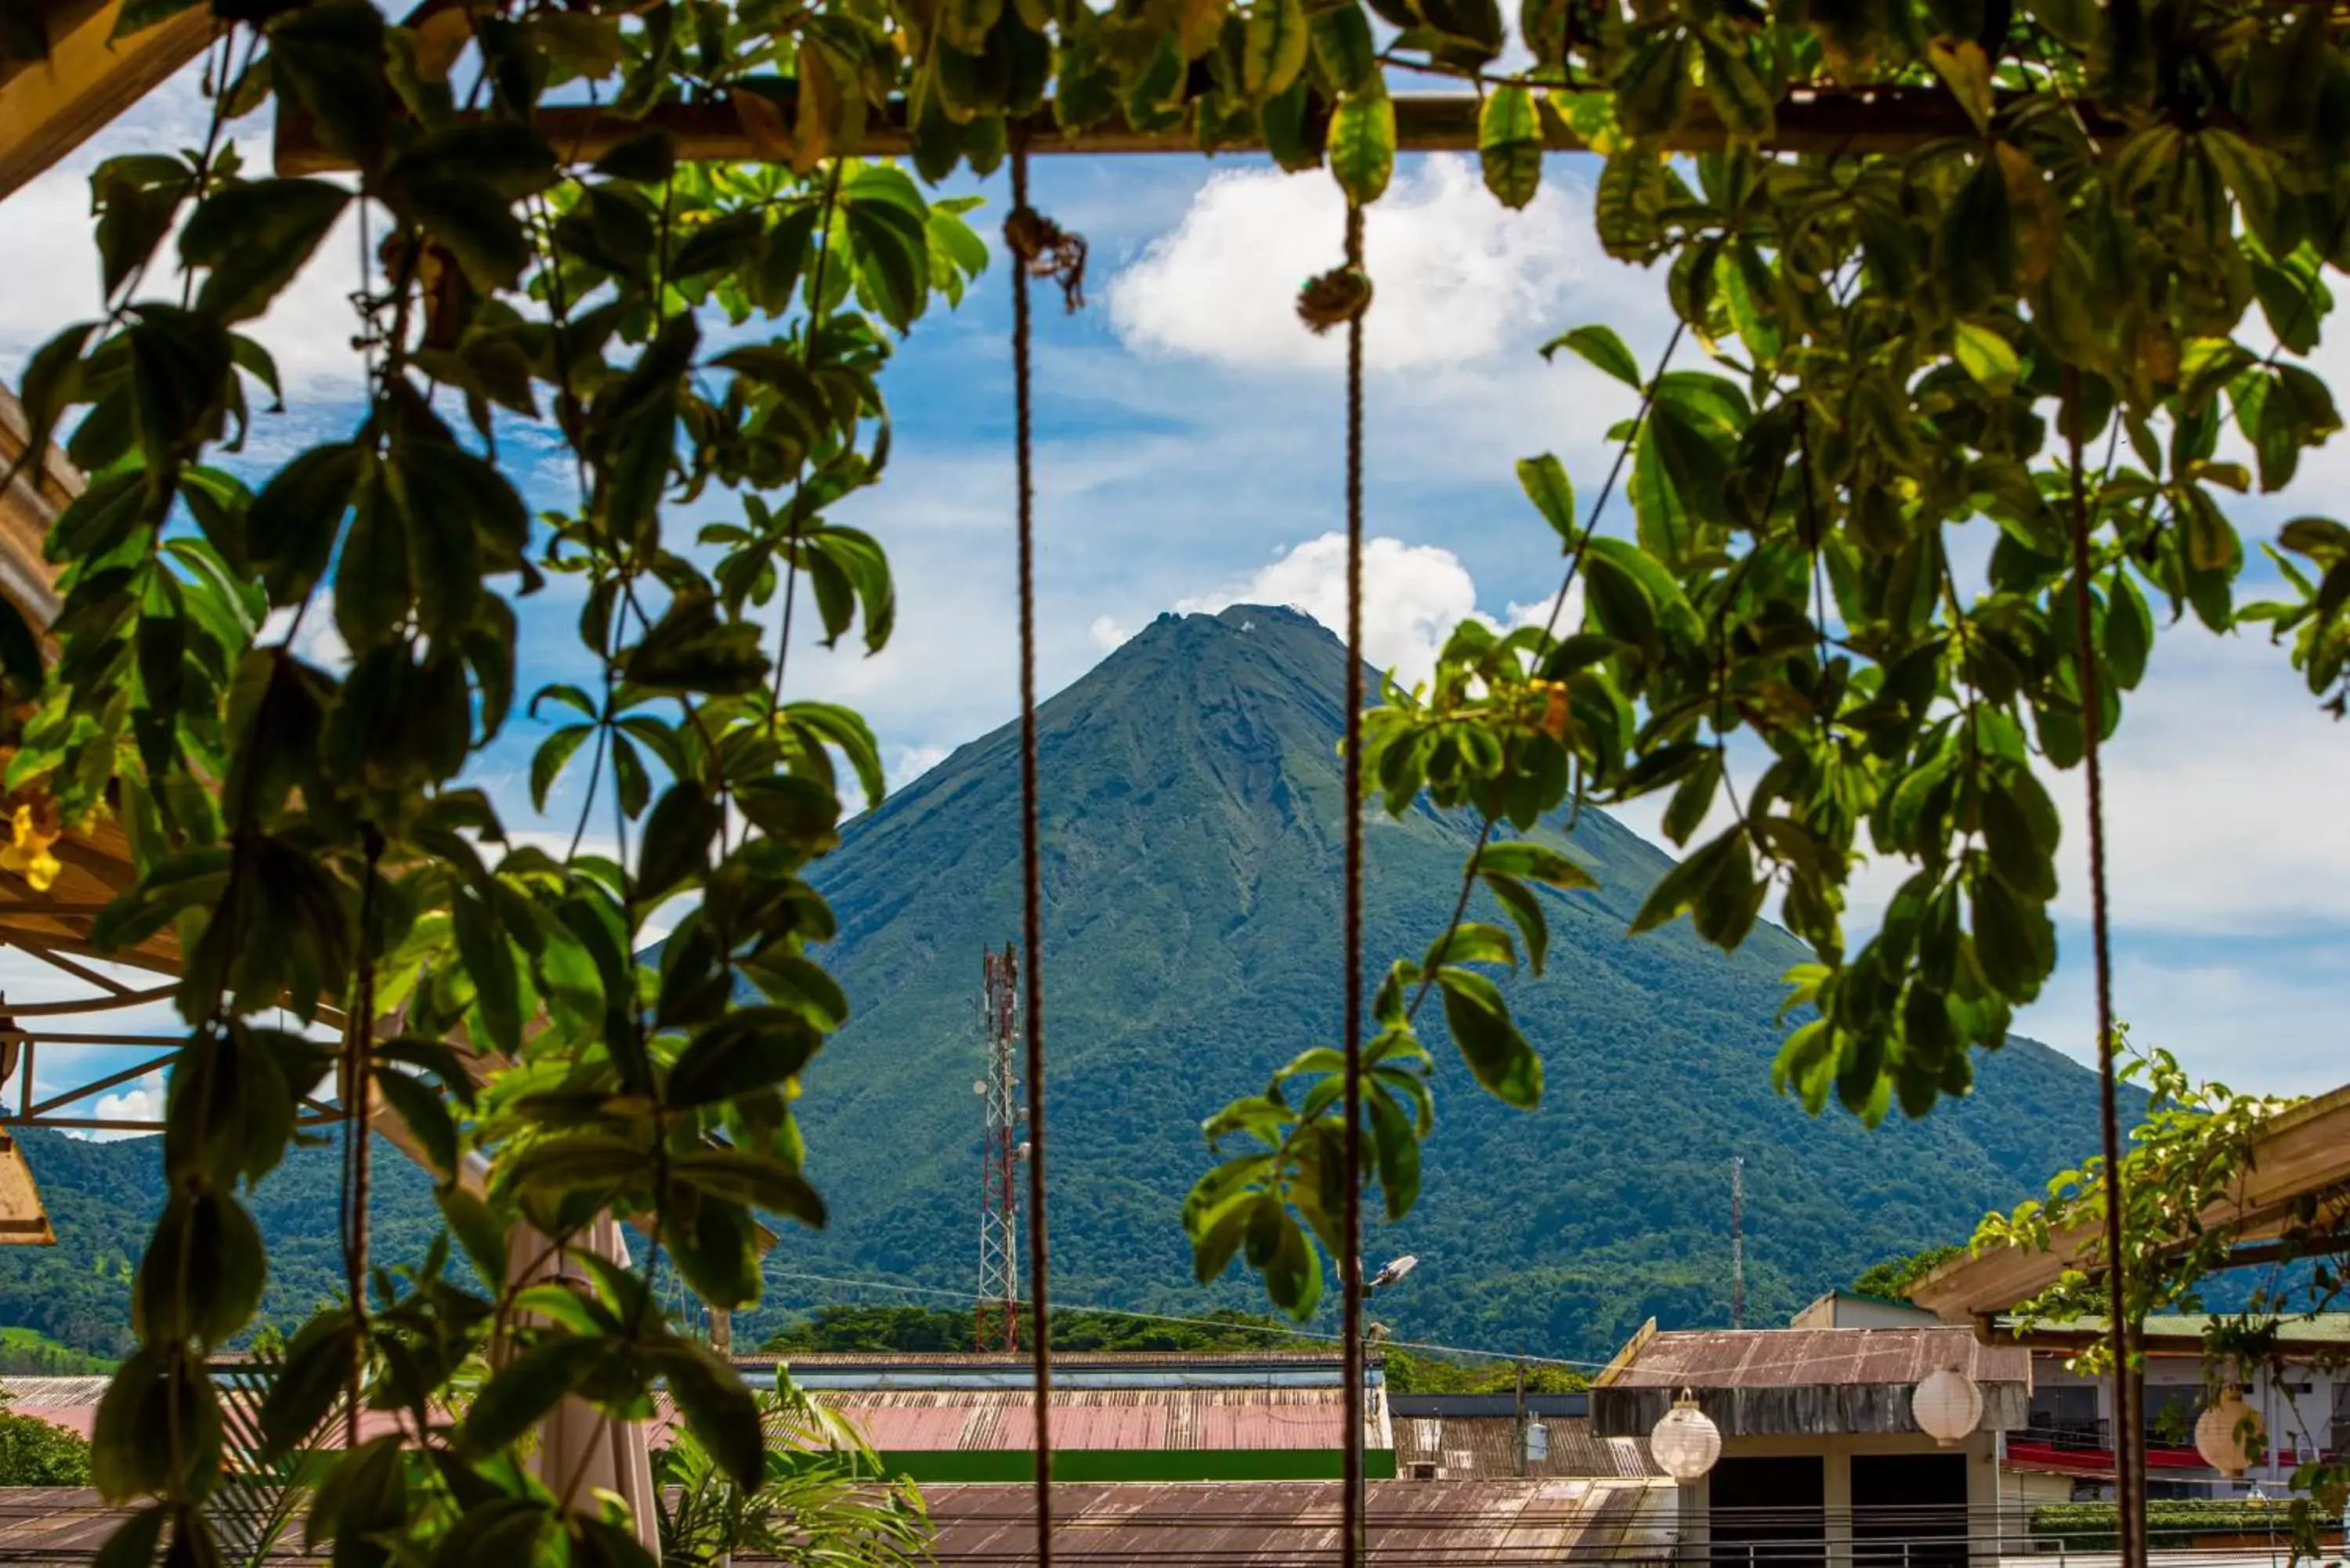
[757,1266,1615,1371]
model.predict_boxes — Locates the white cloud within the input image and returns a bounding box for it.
[1173,531,1578,686]
[259,593,352,672]
[1089,615,1134,651]
[0,67,366,402]
[887,743,949,789]
[81,1073,164,1141]
[1108,157,1629,374]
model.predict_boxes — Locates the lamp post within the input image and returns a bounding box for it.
[1358,1256,1419,1507]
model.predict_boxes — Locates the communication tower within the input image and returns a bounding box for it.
[975,943,1023,1351]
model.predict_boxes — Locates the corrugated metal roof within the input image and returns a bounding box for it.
[745,1350,1351,1367]
[1391,1416,1662,1480]
[1604,1327,2028,1389]
[815,1386,1353,1452]
[922,1478,1681,1563]
[0,1479,1679,1563]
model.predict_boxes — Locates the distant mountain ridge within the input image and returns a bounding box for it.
[0,604,2130,1360]
[774,603,2124,1354]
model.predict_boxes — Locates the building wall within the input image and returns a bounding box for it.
[2030,1354,2341,1495]
[1675,1430,2005,1568]
[1789,1295,1944,1331]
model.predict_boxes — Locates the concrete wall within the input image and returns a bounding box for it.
[1674,1430,2005,1568]
[1790,1295,1945,1331]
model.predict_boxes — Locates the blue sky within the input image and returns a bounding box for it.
[2,60,2345,1135]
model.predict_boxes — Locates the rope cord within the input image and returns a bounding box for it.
[1007,132,1059,1567]
[1339,198,1369,1568]
[2066,367,2139,1568]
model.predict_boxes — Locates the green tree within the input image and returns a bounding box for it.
[0,1411,94,1487]
[1850,1245,1964,1301]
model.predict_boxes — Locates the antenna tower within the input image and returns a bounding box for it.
[975,942,1023,1351]
[1730,1154,1746,1330]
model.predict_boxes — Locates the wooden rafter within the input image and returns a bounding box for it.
[0,0,214,203]
[273,81,2067,175]
[1911,1084,2350,1321]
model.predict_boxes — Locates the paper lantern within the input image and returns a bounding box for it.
[1912,1366,1984,1447]
[2195,1386,2264,1478]
[1650,1389,1722,1483]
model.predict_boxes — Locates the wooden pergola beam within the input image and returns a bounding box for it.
[0,0,215,203]
[275,82,2037,175]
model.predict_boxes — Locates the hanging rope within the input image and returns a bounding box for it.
[1301,200,1372,1568]
[1005,130,1085,1567]
[2066,368,2140,1568]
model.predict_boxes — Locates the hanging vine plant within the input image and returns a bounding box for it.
[0,0,2345,1554]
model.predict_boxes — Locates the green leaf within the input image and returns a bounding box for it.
[1327,85,1395,206]
[1436,966,1542,1108]
[1541,323,1642,387]
[258,1311,358,1458]
[1478,83,1542,209]
[1311,4,1378,92]
[1474,838,1598,891]
[403,178,530,290]
[373,1068,457,1179]
[1925,37,1993,133]
[1951,320,2020,396]
[247,443,364,604]
[530,724,593,813]
[1480,870,1550,976]
[450,888,522,1056]
[180,178,351,323]
[1971,872,2054,1002]
[461,1336,611,1457]
[1242,0,1310,99]
[1697,35,1773,139]
[671,1148,826,1226]
[1365,1089,1422,1220]
[2103,570,2152,690]
[667,1006,822,1107]
[1514,453,1575,542]
[651,1343,765,1491]
[1629,829,1741,935]
[624,591,768,695]
[637,779,717,902]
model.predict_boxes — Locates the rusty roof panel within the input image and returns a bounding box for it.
[1607,1328,2028,1389]
[923,1478,1681,1563]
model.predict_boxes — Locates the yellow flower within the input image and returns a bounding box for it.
[0,800,63,893]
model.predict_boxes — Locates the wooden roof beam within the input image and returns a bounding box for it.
[275,83,2083,175]
[1912,1083,2350,1321]
[0,0,214,203]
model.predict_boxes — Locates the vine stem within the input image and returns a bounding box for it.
[341,826,382,1449]
[1340,197,1368,1568]
[769,157,848,723]
[2066,367,2141,1568]
[1399,319,1690,1030]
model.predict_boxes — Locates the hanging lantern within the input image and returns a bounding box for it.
[1650,1388,1722,1483]
[2195,1386,2265,1478]
[1912,1366,1985,1447]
